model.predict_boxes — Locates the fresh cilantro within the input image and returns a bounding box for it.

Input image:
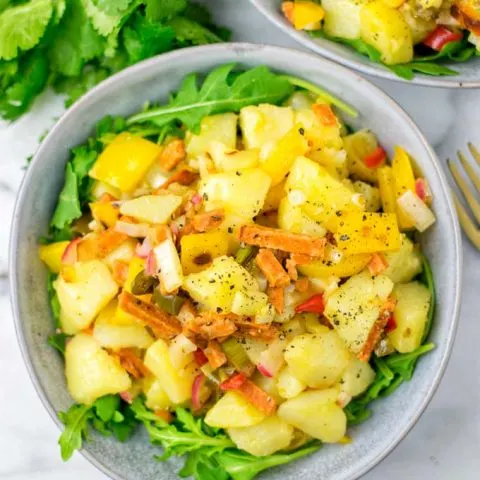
[127,64,294,133]
[168,16,223,46]
[145,0,187,21]
[93,0,133,16]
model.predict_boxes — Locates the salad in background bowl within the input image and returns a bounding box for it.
[250,0,480,86]
[10,44,461,480]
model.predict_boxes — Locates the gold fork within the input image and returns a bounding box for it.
[447,142,480,249]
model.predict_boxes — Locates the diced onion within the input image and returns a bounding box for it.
[191,374,206,411]
[114,221,150,237]
[397,190,436,232]
[169,333,197,369]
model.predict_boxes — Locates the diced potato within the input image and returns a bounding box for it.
[303,314,330,334]
[388,282,431,353]
[65,334,131,405]
[119,194,182,224]
[186,113,238,159]
[344,130,381,184]
[278,198,326,237]
[286,156,362,225]
[360,1,414,65]
[259,129,309,186]
[383,234,422,283]
[209,142,259,171]
[200,168,271,219]
[263,180,286,212]
[232,290,270,316]
[298,244,372,278]
[329,211,401,254]
[93,313,154,349]
[392,146,416,230]
[103,239,137,270]
[252,372,284,405]
[324,270,394,356]
[400,1,436,44]
[205,391,266,428]
[153,238,183,293]
[55,261,119,334]
[228,416,294,456]
[180,230,230,275]
[183,256,258,312]
[240,104,294,149]
[295,108,343,150]
[168,333,197,369]
[144,339,196,404]
[308,148,348,179]
[353,181,381,212]
[39,241,69,273]
[143,376,173,411]
[278,389,347,443]
[322,0,370,39]
[284,332,350,388]
[90,133,161,193]
[276,366,306,399]
[339,357,376,397]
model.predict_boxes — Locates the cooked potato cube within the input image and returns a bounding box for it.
[209,142,259,171]
[200,168,271,219]
[276,366,306,399]
[231,290,270,316]
[322,0,369,39]
[119,195,182,224]
[180,230,230,274]
[330,211,401,254]
[259,129,308,186]
[90,133,161,193]
[284,332,350,388]
[295,109,343,150]
[353,181,381,212]
[55,260,119,334]
[183,256,258,313]
[278,198,327,237]
[278,389,347,443]
[400,1,436,44]
[360,1,414,65]
[339,357,376,397]
[388,282,431,353]
[143,376,173,411]
[344,130,382,184]
[144,339,196,404]
[240,104,294,149]
[205,391,266,428]
[324,270,393,356]
[186,113,238,159]
[39,241,69,273]
[383,234,422,283]
[228,416,294,456]
[308,148,348,179]
[65,334,131,405]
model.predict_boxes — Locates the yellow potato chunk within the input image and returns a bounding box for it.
[277,198,326,237]
[252,372,284,405]
[143,376,173,411]
[65,334,131,405]
[209,142,259,171]
[388,282,431,353]
[278,389,347,443]
[295,108,343,150]
[285,332,350,388]
[55,261,119,334]
[325,270,394,356]
[383,234,422,283]
[119,195,182,224]
[144,339,196,404]
[276,366,307,399]
[343,130,382,184]
[339,357,376,397]
[360,1,414,65]
[39,241,69,273]
[322,0,371,39]
[353,181,381,212]
[89,133,161,193]
[228,416,294,456]
[205,391,266,428]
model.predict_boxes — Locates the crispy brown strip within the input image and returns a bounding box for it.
[156,168,198,191]
[184,312,238,341]
[255,249,290,288]
[235,318,278,341]
[367,253,388,276]
[239,225,326,257]
[118,291,181,339]
[285,258,298,281]
[204,340,227,369]
[158,139,186,171]
[289,253,315,265]
[295,277,310,292]
[192,209,225,232]
[236,378,276,415]
[267,286,284,314]
[114,348,150,379]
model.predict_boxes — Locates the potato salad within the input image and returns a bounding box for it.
[39,65,436,479]
[281,0,480,78]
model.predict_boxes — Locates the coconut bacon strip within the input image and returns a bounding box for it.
[114,348,150,379]
[255,249,290,288]
[118,291,181,339]
[239,224,326,258]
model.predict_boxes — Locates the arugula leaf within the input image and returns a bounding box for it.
[58,404,93,461]
[48,332,69,355]
[93,394,121,423]
[145,0,187,21]
[127,64,294,133]
[180,449,230,480]
[0,0,53,60]
[389,62,457,78]
[384,343,435,380]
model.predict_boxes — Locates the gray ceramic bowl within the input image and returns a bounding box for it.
[250,0,480,88]
[10,43,462,480]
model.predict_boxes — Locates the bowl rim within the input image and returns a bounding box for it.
[9,42,463,480]
[249,0,480,88]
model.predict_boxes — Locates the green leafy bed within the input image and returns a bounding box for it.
[310,30,479,80]
[0,0,230,121]
[44,65,436,480]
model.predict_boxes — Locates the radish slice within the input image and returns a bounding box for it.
[257,364,273,378]
[61,238,81,265]
[119,391,133,404]
[257,339,286,378]
[397,190,436,232]
[114,221,150,238]
[135,237,152,258]
[191,193,202,205]
[192,374,206,411]
[145,251,157,276]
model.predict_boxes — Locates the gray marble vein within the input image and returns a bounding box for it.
[0,0,478,479]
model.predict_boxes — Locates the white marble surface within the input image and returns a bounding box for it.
[1,1,479,479]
